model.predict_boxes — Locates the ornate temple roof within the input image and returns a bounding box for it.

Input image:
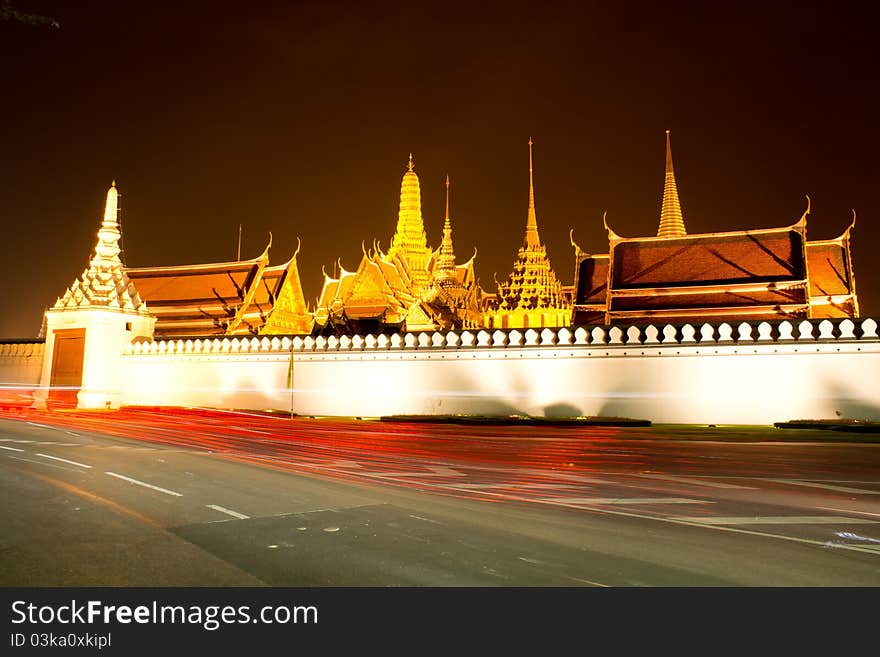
[805,215,859,318]
[53,182,149,315]
[126,238,311,336]
[609,219,808,289]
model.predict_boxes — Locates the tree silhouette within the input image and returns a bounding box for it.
[0,0,60,28]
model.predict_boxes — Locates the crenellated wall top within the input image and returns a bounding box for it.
[123,318,880,357]
[0,342,45,358]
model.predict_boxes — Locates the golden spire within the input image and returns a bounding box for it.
[387,153,432,290]
[444,174,450,226]
[525,137,540,247]
[435,175,456,282]
[658,130,686,238]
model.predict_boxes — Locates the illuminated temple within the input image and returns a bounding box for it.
[6,132,873,421]
[313,155,483,334]
[571,131,859,325]
[487,139,569,329]
[47,133,862,342]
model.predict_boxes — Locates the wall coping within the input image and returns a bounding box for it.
[0,342,45,357]
[123,317,880,356]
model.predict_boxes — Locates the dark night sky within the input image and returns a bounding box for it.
[1,0,878,337]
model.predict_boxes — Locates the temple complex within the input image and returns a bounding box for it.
[571,131,859,325]
[313,156,482,334]
[487,139,569,329]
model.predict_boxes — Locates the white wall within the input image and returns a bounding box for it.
[35,307,154,409]
[0,342,44,405]
[118,319,880,425]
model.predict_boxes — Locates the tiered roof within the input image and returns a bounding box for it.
[126,238,312,337]
[572,132,860,325]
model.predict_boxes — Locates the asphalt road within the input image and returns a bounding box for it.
[1,408,878,586]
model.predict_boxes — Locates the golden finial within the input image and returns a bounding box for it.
[525,137,539,246]
[408,153,414,172]
[445,175,450,222]
[111,179,116,188]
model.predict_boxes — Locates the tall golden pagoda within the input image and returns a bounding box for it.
[488,138,569,329]
[657,130,686,238]
[386,154,434,293]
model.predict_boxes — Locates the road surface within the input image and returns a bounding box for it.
[1,408,878,586]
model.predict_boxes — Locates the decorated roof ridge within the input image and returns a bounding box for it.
[458,246,478,268]
[263,237,302,272]
[657,130,687,238]
[337,258,355,277]
[320,264,338,285]
[125,236,273,274]
[571,229,610,260]
[524,137,541,248]
[605,197,811,245]
[804,209,858,245]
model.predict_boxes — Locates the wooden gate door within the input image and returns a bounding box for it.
[49,329,85,408]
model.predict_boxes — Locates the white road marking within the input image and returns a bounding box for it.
[674,515,879,525]
[105,472,183,497]
[565,576,610,587]
[0,445,24,452]
[768,479,880,495]
[206,504,249,520]
[838,544,880,553]
[8,455,82,473]
[0,439,35,444]
[27,421,62,430]
[816,506,880,518]
[472,488,880,556]
[35,453,91,469]
[544,497,710,506]
[633,474,756,490]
